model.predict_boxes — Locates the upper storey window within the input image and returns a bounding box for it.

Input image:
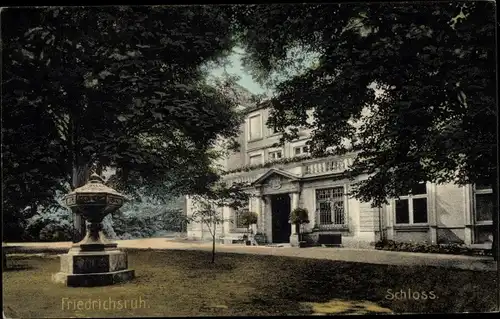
[294,145,309,156]
[249,154,263,166]
[268,150,283,161]
[248,114,262,141]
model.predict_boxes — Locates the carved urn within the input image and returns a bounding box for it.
[65,173,125,251]
[52,173,135,287]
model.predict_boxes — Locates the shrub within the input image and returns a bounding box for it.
[23,193,185,241]
[374,239,491,256]
[39,222,73,242]
[25,206,73,242]
[240,210,258,227]
[117,233,135,240]
[102,215,117,239]
[290,207,310,224]
[289,208,310,243]
[111,197,185,240]
[4,206,38,242]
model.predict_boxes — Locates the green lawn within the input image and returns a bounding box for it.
[2,248,497,317]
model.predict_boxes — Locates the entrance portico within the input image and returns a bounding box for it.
[252,169,302,245]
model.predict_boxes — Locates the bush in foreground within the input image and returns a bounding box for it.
[375,239,492,256]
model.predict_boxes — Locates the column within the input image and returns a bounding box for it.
[264,196,272,243]
[289,193,300,235]
[463,185,473,245]
[247,195,258,241]
[222,206,231,237]
[308,190,316,231]
[386,202,394,240]
[429,183,438,244]
[255,196,262,235]
[289,192,300,246]
[291,192,300,209]
[246,197,252,238]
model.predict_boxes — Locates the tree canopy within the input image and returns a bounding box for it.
[231,2,496,205]
[2,6,245,239]
[2,4,496,249]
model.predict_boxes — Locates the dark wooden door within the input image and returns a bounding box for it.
[271,194,291,243]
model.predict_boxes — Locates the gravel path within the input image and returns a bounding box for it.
[3,238,496,271]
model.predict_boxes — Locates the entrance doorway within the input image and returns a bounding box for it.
[271,194,291,243]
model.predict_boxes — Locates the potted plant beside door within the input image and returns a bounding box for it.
[290,207,310,248]
[241,210,258,245]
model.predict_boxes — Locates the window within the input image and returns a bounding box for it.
[268,150,283,161]
[315,187,346,227]
[248,114,262,140]
[249,154,263,166]
[395,183,428,225]
[474,184,493,223]
[235,209,247,229]
[294,145,309,156]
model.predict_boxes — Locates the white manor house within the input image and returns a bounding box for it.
[185,98,494,248]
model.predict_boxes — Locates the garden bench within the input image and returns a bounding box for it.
[220,235,245,244]
[318,234,342,247]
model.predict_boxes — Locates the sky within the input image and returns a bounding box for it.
[210,48,268,96]
[209,45,320,98]
[208,47,386,106]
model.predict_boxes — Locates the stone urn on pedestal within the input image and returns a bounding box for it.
[52,173,135,287]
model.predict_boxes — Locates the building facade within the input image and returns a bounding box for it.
[186,103,494,248]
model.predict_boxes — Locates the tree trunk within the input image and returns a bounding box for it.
[71,164,90,243]
[211,222,216,263]
[491,179,498,261]
[3,249,7,270]
[31,203,38,218]
[378,206,385,241]
[69,111,89,243]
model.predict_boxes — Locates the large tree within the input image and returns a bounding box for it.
[232,3,497,256]
[2,6,243,241]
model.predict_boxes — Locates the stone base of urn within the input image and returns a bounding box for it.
[289,233,300,247]
[54,173,135,287]
[52,245,134,287]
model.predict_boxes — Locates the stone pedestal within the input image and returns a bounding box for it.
[54,173,134,287]
[52,247,134,287]
[290,233,299,247]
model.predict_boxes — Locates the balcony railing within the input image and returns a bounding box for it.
[303,157,354,176]
[223,154,355,186]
